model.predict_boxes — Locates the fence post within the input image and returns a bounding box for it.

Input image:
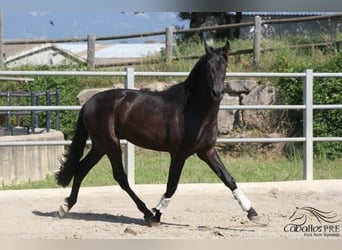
[87,34,96,70]
[0,11,3,70]
[253,16,261,69]
[124,67,135,184]
[303,69,314,180]
[165,26,174,63]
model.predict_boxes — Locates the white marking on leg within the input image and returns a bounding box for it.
[154,194,171,213]
[233,189,252,212]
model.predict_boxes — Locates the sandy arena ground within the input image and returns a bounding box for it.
[0,180,341,239]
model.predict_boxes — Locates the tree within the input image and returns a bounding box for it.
[177,12,242,41]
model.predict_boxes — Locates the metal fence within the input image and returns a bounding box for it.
[0,90,60,134]
[0,69,342,183]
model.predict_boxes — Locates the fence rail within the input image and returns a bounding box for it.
[1,13,341,69]
[1,69,342,183]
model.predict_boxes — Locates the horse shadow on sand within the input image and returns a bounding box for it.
[32,210,189,228]
[32,210,261,235]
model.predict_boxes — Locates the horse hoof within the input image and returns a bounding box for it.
[58,204,69,218]
[247,208,267,226]
[144,215,160,227]
[144,209,162,227]
[247,207,259,222]
[248,214,260,223]
[150,218,161,227]
[248,215,267,226]
[247,207,257,218]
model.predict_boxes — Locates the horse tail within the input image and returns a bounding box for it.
[56,107,88,187]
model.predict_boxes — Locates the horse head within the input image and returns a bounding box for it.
[203,41,230,102]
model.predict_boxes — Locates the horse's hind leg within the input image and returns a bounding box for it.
[197,147,259,222]
[58,146,103,217]
[105,140,154,224]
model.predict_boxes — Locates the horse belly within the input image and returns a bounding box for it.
[117,108,178,152]
[121,120,170,151]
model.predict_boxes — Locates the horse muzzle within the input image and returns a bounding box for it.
[211,89,224,101]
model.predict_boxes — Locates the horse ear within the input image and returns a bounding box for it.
[222,41,230,55]
[204,41,213,54]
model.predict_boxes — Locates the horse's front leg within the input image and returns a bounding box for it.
[150,156,186,226]
[197,148,259,222]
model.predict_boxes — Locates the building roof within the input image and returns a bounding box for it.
[57,42,165,58]
[3,43,85,65]
[3,42,165,67]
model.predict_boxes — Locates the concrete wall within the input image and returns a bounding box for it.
[0,130,64,185]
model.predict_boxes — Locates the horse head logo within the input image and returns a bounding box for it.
[289,207,340,226]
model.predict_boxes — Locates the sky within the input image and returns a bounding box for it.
[2,12,188,43]
[1,0,340,42]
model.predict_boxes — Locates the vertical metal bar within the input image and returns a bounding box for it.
[124,67,135,184]
[125,142,135,185]
[46,91,51,132]
[125,67,135,89]
[6,91,11,135]
[303,69,314,180]
[253,16,261,69]
[31,92,36,133]
[56,90,60,130]
[15,95,20,127]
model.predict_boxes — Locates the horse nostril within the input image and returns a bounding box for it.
[212,90,223,99]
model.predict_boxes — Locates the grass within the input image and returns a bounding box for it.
[1,148,341,190]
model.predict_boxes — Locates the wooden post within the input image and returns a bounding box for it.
[0,11,3,70]
[165,26,174,63]
[87,34,96,70]
[253,16,261,69]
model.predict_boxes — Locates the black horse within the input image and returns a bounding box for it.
[56,42,258,226]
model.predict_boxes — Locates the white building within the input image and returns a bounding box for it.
[3,42,165,68]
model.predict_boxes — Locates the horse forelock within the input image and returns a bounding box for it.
[188,51,226,81]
